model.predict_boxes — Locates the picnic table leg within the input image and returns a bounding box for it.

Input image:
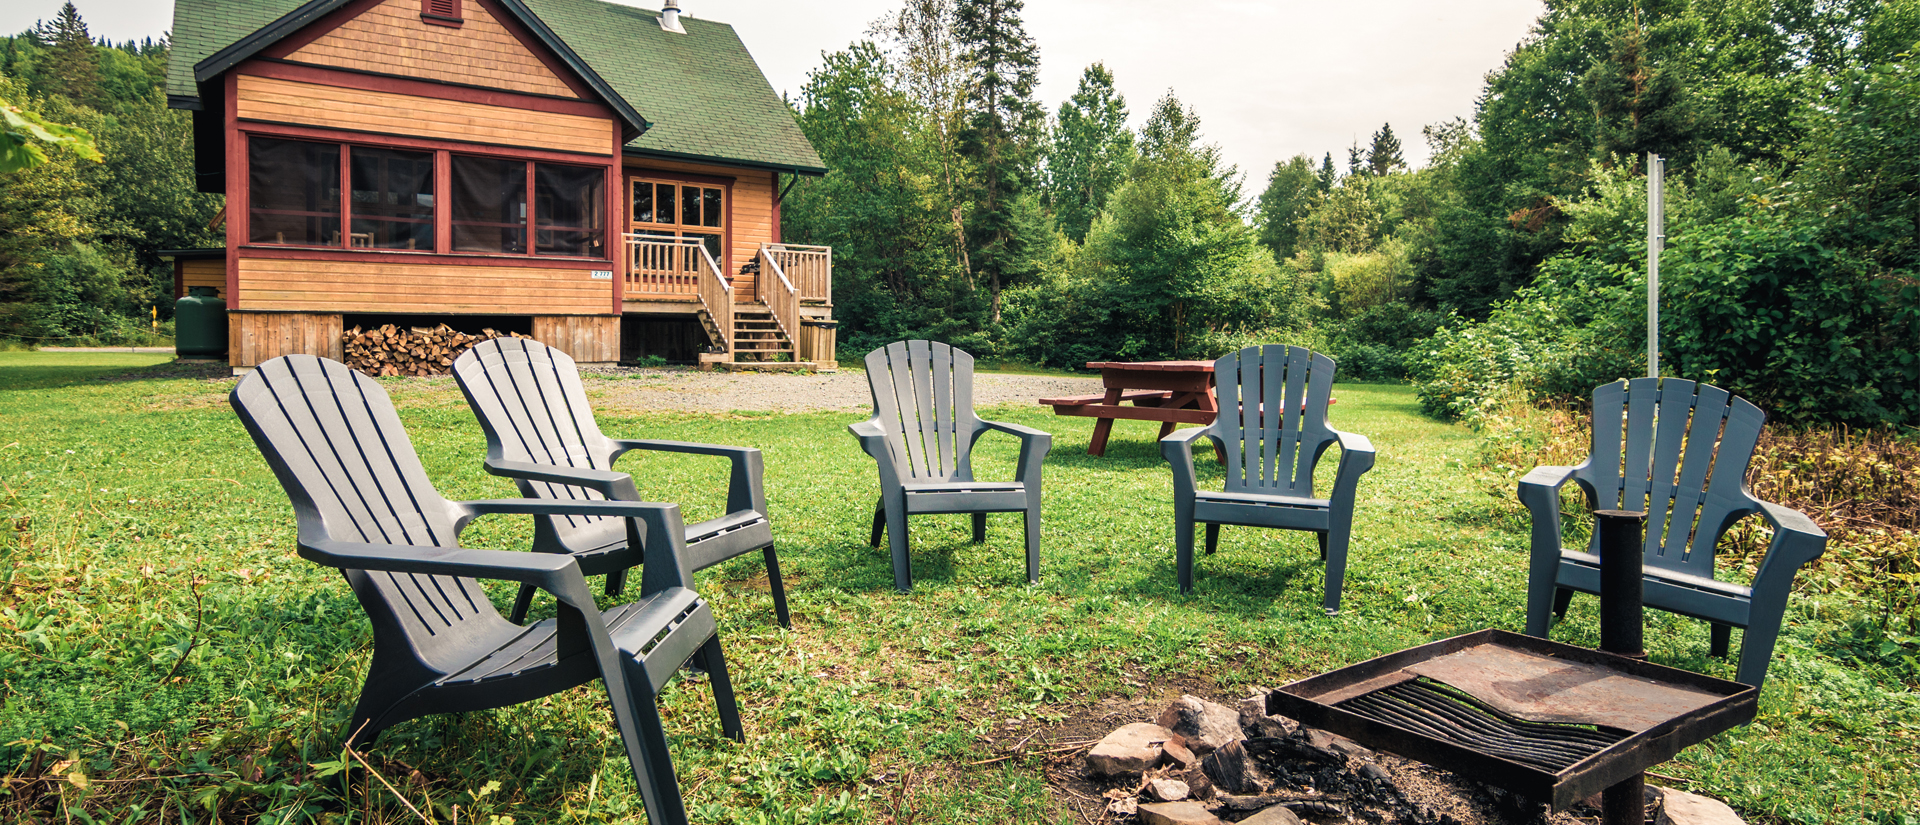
[1087,388,1122,456]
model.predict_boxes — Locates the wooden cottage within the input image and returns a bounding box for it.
[165,0,833,371]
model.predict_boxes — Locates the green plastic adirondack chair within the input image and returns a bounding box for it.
[232,355,742,825]
[1162,344,1375,612]
[1521,378,1827,689]
[851,340,1052,592]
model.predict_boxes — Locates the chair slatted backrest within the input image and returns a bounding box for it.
[1578,378,1765,579]
[864,340,978,482]
[232,355,498,657]
[454,338,618,535]
[1211,345,1337,497]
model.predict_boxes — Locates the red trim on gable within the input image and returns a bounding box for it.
[237,121,617,162]
[239,60,616,119]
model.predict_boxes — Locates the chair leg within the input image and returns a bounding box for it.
[972,512,987,543]
[626,679,690,825]
[508,583,539,625]
[604,569,628,600]
[763,546,791,629]
[869,498,885,548]
[1023,506,1041,585]
[1175,513,1196,594]
[696,635,745,742]
[1205,523,1220,555]
[1316,531,1328,560]
[1552,588,1574,619]
[1321,526,1350,616]
[1710,622,1732,658]
[886,501,912,593]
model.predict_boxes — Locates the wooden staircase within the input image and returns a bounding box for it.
[724,302,807,370]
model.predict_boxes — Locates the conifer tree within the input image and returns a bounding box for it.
[37,2,100,106]
[1045,63,1133,243]
[1366,123,1404,175]
[1346,141,1365,177]
[955,0,1044,322]
[1584,15,1697,169]
[1318,152,1337,191]
[1256,155,1317,262]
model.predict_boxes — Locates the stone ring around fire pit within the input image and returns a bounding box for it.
[1081,688,1754,825]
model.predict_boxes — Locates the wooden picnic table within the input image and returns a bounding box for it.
[1039,361,1219,456]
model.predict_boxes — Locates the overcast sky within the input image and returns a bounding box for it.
[4,0,1546,182]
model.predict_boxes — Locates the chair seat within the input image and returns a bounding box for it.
[1555,548,1754,627]
[439,587,710,694]
[1193,490,1332,531]
[901,480,1028,514]
[565,511,773,573]
[1195,490,1330,509]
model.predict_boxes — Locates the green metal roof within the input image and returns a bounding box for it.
[166,0,824,173]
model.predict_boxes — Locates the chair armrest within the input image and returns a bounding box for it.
[1161,427,1213,498]
[298,537,576,584]
[979,419,1052,487]
[610,439,767,515]
[848,418,900,481]
[450,499,695,591]
[1326,427,1376,505]
[1753,499,1828,573]
[484,458,639,500]
[1517,465,1578,554]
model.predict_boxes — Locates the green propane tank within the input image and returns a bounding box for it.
[175,286,228,358]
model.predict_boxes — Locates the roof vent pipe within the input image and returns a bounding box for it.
[659,0,685,33]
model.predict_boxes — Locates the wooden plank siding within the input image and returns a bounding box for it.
[238,258,613,315]
[623,158,776,289]
[230,311,345,368]
[285,0,578,99]
[533,315,620,362]
[235,75,612,155]
[180,259,225,299]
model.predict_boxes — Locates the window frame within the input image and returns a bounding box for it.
[241,132,611,263]
[627,174,731,274]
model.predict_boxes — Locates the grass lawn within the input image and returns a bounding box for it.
[1,351,1915,824]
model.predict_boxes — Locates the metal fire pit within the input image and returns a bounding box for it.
[1267,628,1756,810]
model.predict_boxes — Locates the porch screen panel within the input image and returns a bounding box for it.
[451,155,527,253]
[534,162,604,257]
[350,147,435,250]
[248,137,339,246]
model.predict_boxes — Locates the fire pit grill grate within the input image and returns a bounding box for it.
[1336,678,1625,772]
[1268,629,1757,809]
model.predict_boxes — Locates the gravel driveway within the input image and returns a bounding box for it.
[582,367,1101,414]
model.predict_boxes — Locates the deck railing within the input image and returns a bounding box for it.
[696,244,733,352]
[627,233,732,350]
[625,233,711,296]
[758,247,800,349]
[762,243,831,304]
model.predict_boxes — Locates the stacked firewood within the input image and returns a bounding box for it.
[340,323,527,377]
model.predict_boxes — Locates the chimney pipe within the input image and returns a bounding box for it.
[659,0,685,33]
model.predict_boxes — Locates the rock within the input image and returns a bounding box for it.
[1161,737,1200,769]
[1157,695,1245,755]
[1655,787,1748,825]
[1137,800,1228,825]
[1086,722,1174,777]
[1200,739,1271,795]
[1107,796,1139,816]
[1238,704,1297,740]
[1148,777,1192,802]
[1182,768,1215,800]
[1238,806,1307,825]
[1357,762,1393,784]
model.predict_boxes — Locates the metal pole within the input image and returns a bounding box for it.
[1647,153,1664,379]
[1596,508,1649,825]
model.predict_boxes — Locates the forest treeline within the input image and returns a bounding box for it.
[0,3,222,343]
[785,0,1920,427]
[1,0,1915,427]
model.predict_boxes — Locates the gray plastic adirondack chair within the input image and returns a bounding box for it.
[851,341,1052,592]
[1162,345,1375,612]
[231,355,741,825]
[1521,377,1827,689]
[452,338,786,628]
